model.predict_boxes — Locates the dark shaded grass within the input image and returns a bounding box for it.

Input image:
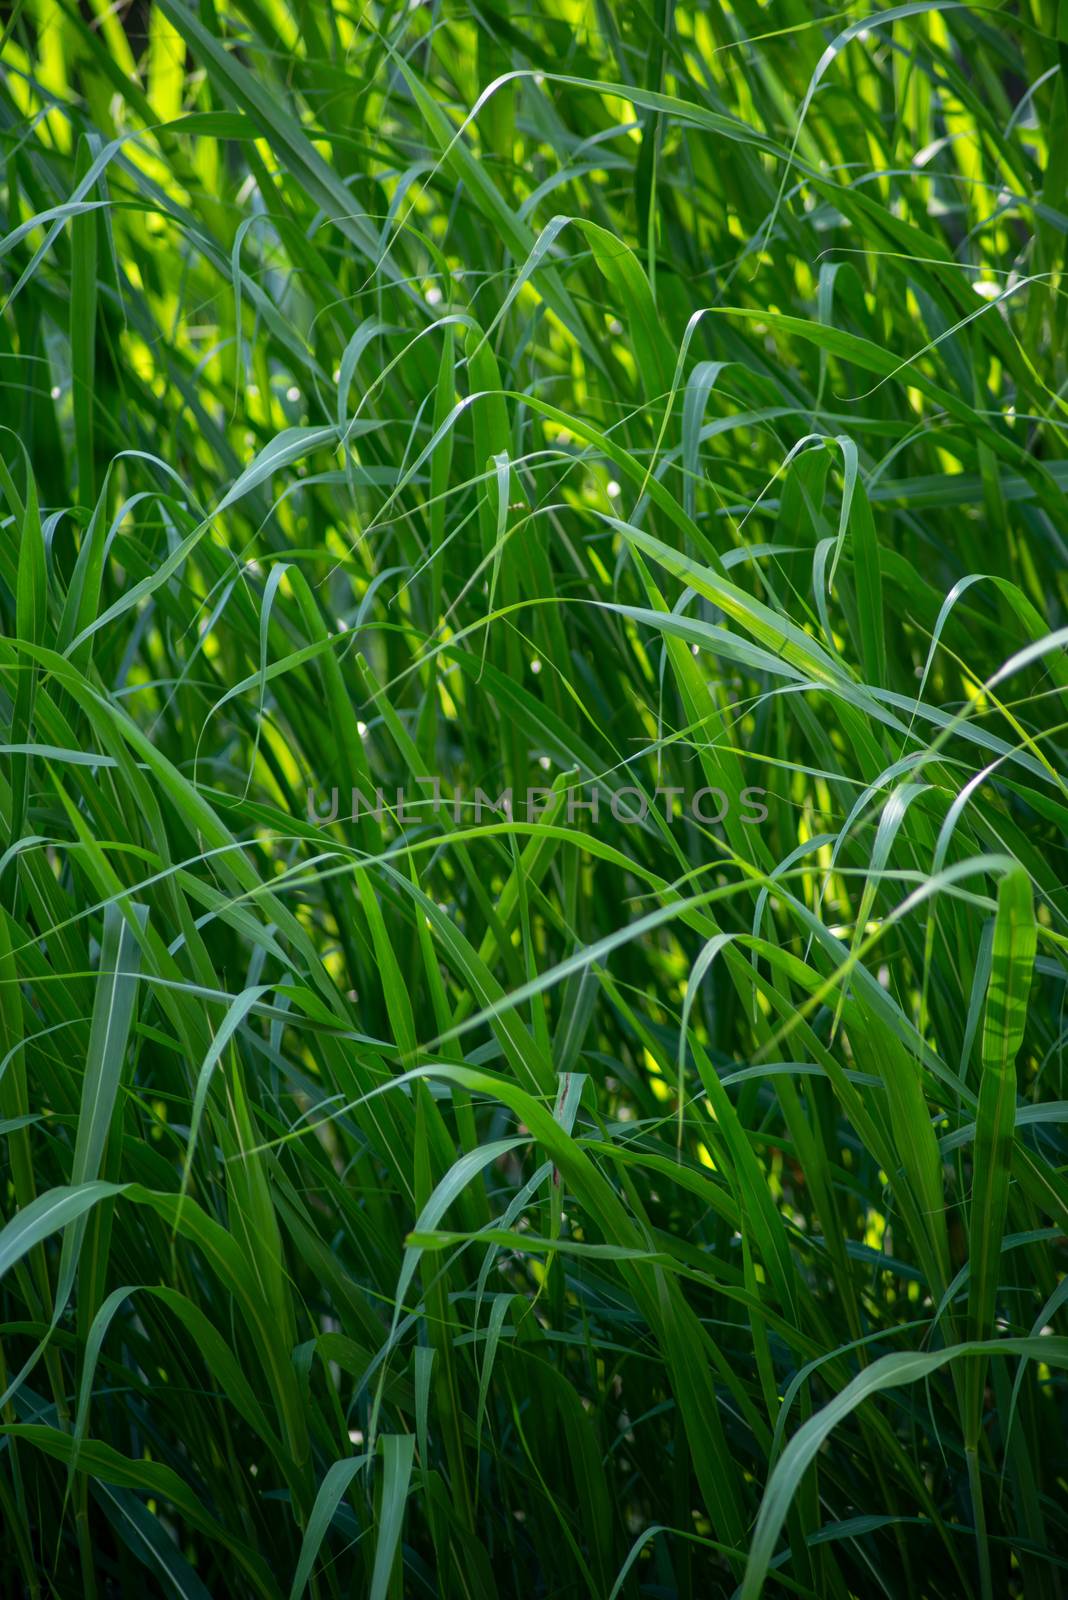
[1,1,1067,1596]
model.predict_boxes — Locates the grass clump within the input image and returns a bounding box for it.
[1,1,1068,1595]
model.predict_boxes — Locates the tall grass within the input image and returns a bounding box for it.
[1,0,1067,1595]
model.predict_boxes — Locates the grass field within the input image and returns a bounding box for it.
[1,1,1067,1595]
